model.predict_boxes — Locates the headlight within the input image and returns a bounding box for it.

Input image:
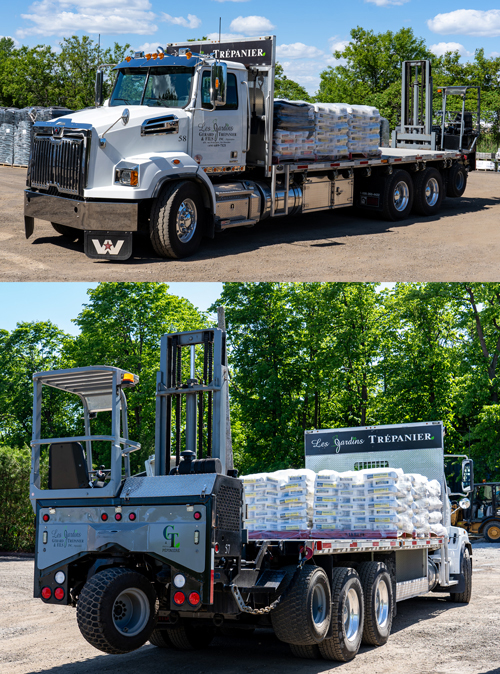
[115,167,139,186]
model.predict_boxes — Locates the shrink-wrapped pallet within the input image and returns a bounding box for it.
[12,107,74,166]
[273,100,315,162]
[346,105,381,157]
[0,108,16,165]
[312,104,349,160]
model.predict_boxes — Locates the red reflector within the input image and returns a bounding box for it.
[210,570,214,604]
[315,541,323,551]
[129,513,136,521]
[115,513,122,521]
[194,511,201,520]
[188,592,201,605]
[41,587,52,599]
[101,513,108,521]
[54,587,64,601]
[42,514,50,522]
[173,591,185,605]
[215,543,219,553]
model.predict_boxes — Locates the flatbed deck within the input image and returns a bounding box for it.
[248,536,445,554]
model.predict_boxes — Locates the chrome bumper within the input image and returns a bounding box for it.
[24,190,139,238]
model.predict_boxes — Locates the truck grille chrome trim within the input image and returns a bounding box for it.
[141,115,179,136]
[29,131,89,196]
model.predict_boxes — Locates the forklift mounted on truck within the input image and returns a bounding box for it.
[30,327,472,664]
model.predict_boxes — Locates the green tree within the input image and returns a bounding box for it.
[275,63,312,102]
[69,282,209,469]
[0,44,61,108]
[0,322,73,448]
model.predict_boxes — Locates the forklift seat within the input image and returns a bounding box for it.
[48,442,90,490]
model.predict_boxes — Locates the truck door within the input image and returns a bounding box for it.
[191,69,245,169]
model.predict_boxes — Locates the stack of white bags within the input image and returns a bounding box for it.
[242,467,444,538]
[242,469,315,532]
[346,105,381,157]
[313,104,349,160]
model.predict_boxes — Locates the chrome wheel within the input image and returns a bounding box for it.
[393,181,409,212]
[312,582,328,625]
[424,177,440,206]
[112,588,150,637]
[343,588,361,642]
[176,198,197,243]
[374,578,390,629]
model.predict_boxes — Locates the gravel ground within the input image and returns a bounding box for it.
[1,541,498,674]
[1,167,500,281]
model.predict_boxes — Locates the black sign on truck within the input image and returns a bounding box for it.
[305,422,444,457]
[165,37,275,67]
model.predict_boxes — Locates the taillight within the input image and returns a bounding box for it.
[194,511,201,520]
[129,512,136,521]
[215,543,219,553]
[41,587,52,600]
[115,513,122,521]
[101,513,108,521]
[188,592,201,605]
[42,514,50,522]
[173,591,185,605]
[54,587,65,601]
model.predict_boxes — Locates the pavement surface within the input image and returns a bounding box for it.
[1,166,499,281]
[1,541,499,674]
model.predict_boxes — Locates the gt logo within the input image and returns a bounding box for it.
[92,239,124,255]
[163,525,180,548]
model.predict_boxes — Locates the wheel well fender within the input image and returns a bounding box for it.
[478,517,500,532]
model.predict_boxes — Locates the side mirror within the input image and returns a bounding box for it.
[461,458,474,493]
[211,62,227,107]
[459,498,471,510]
[95,69,104,107]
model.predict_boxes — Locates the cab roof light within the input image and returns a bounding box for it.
[121,372,136,388]
[125,56,132,62]
[186,51,192,60]
[146,53,152,60]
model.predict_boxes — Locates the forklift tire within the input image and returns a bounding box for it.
[149,628,173,648]
[411,168,444,217]
[318,567,364,662]
[446,163,467,198]
[51,222,82,241]
[484,521,500,543]
[289,643,321,659]
[271,565,331,645]
[167,622,215,650]
[150,180,205,259]
[76,568,156,654]
[357,562,393,646]
[449,548,472,603]
[380,169,414,221]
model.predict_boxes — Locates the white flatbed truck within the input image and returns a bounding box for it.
[23,37,479,260]
[31,328,472,663]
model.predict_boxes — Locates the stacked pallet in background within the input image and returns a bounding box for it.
[0,108,16,165]
[242,467,443,539]
[273,100,316,163]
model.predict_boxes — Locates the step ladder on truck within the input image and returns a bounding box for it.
[24,37,479,260]
[30,327,472,663]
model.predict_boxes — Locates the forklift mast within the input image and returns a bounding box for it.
[154,327,233,478]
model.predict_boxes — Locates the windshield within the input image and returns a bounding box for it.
[110,66,194,108]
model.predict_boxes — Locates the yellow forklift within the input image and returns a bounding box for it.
[448,456,500,543]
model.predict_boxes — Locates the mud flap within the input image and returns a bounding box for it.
[25,216,35,239]
[84,231,133,260]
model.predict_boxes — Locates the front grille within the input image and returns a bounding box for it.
[216,485,241,531]
[30,133,88,196]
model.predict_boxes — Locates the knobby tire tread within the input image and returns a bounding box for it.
[450,548,472,603]
[150,181,186,259]
[289,643,321,659]
[319,567,363,662]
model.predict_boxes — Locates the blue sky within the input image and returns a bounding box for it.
[2,0,500,93]
[0,283,223,335]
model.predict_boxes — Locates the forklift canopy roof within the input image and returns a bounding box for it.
[33,366,139,413]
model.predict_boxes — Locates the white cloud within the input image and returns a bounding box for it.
[491,51,500,57]
[277,42,324,60]
[137,41,163,53]
[428,9,500,37]
[17,0,157,37]
[161,13,201,29]
[328,37,349,53]
[205,32,244,42]
[365,0,409,6]
[429,42,472,58]
[228,15,275,36]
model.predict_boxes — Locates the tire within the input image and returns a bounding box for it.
[149,628,173,648]
[167,622,215,650]
[412,168,444,216]
[450,547,472,603]
[150,180,205,259]
[271,565,331,645]
[357,562,393,646]
[380,169,414,221]
[51,222,82,241]
[76,568,156,654]
[446,163,467,198]
[484,521,500,543]
[289,643,321,659]
[319,567,364,662]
